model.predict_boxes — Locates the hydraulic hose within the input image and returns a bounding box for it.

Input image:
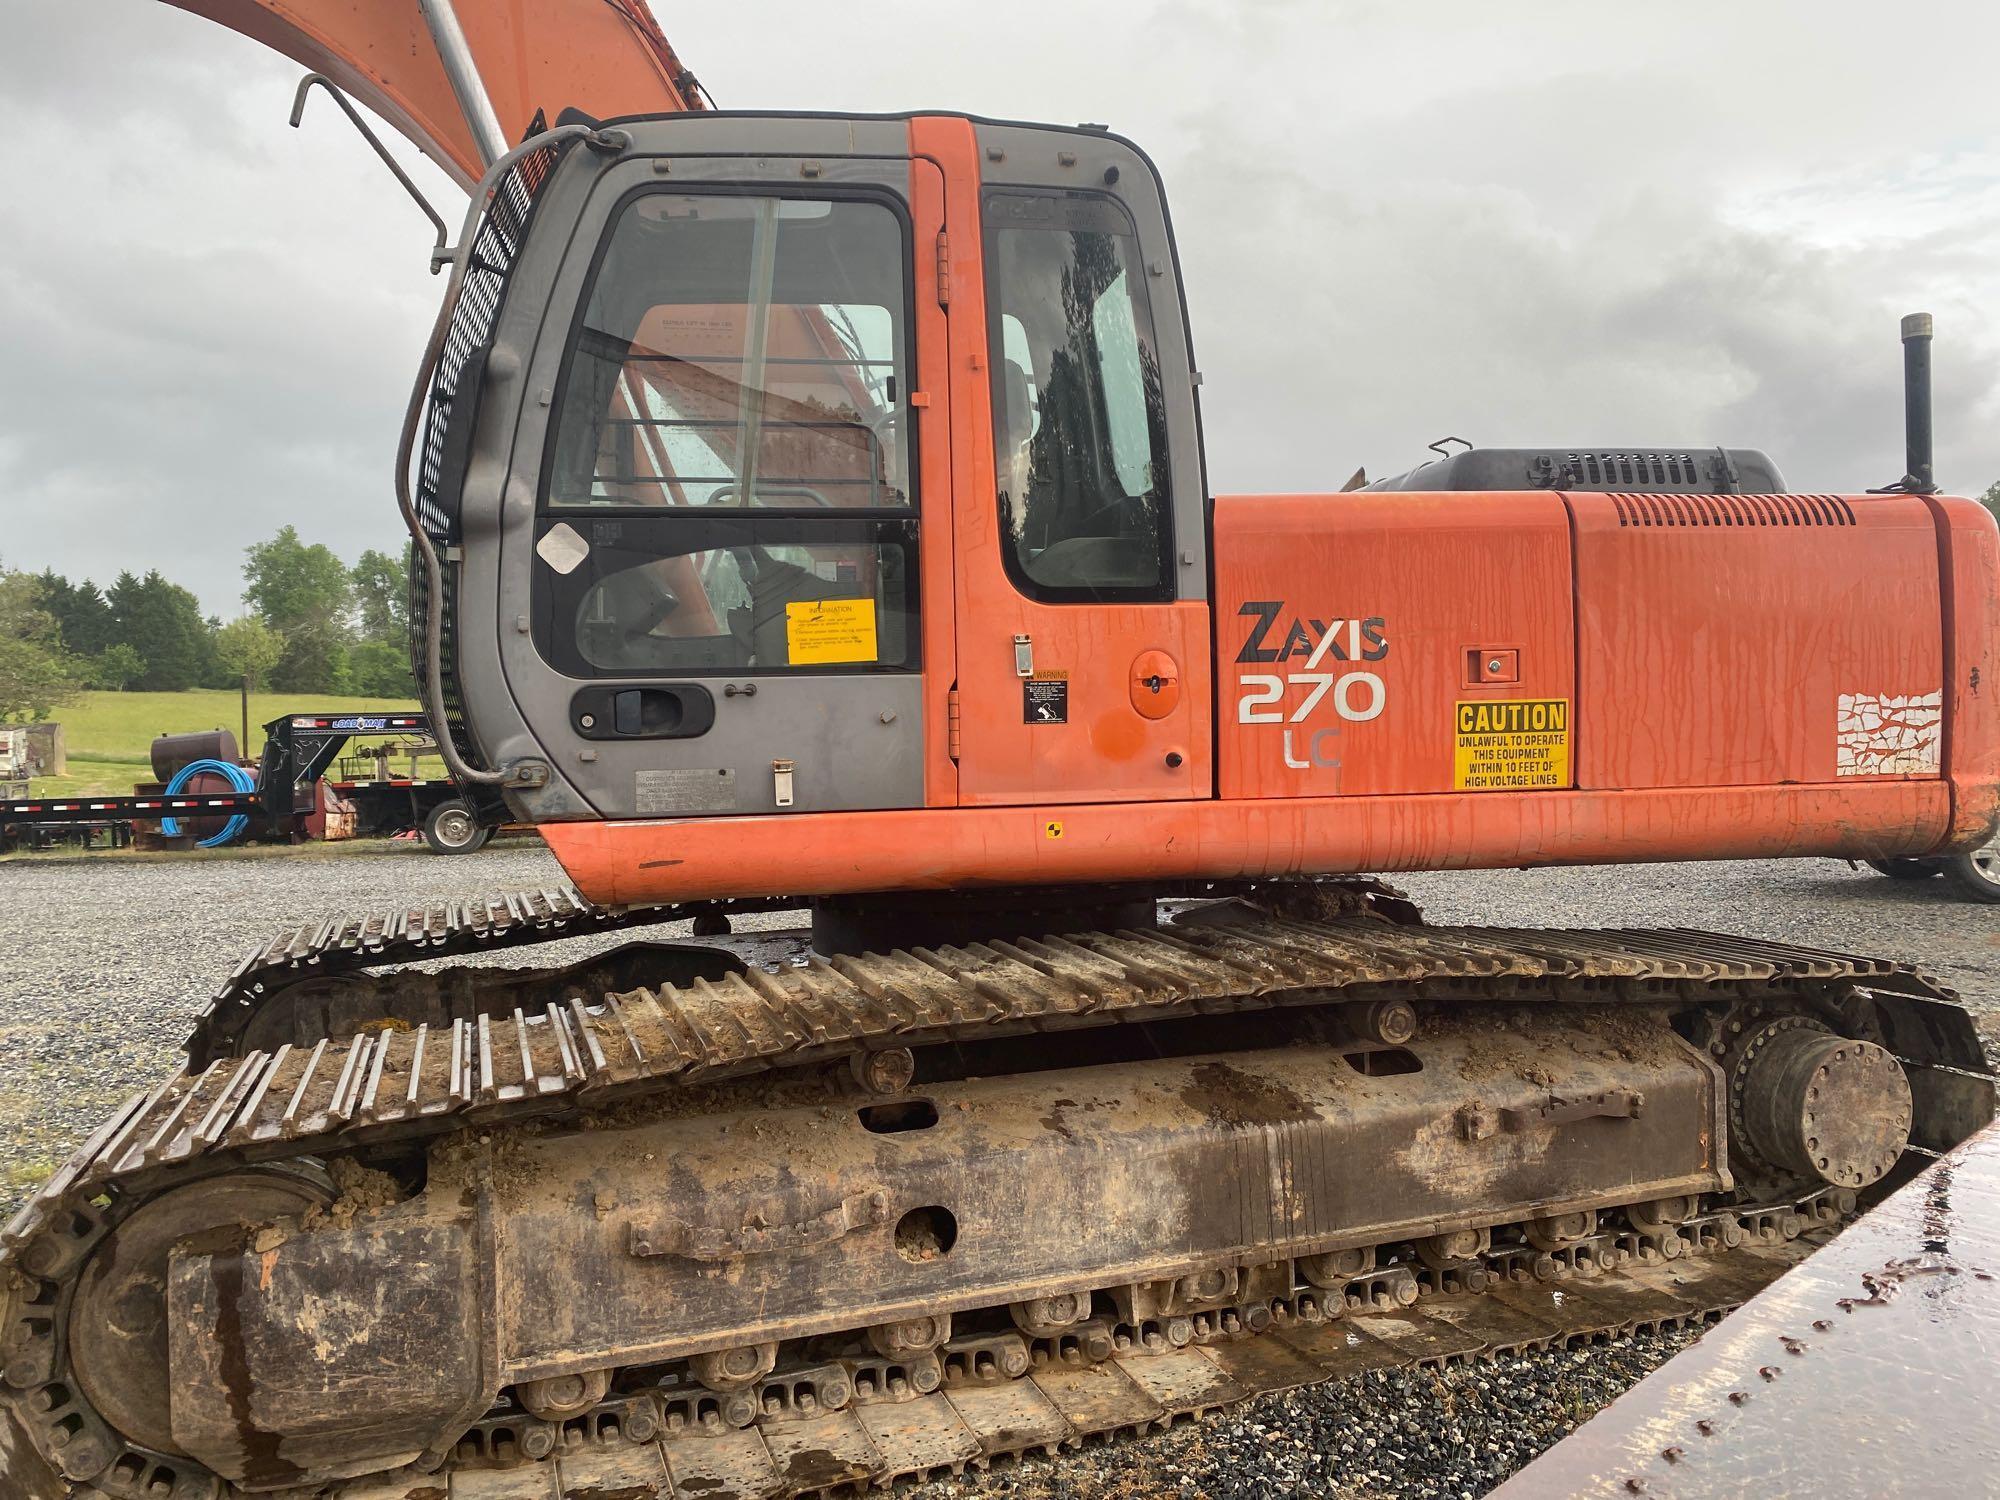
[159,758,254,848]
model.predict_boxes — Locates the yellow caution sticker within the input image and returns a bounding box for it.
[785,598,878,665]
[1453,699,1570,791]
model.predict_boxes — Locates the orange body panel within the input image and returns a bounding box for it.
[1570,493,1944,789]
[163,0,701,184]
[544,780,1949,906]
[908,154,960,807]
[548,481,1989,906]
[1929,496,2000,845]
[1214,493,1574,799]
[913,116,1213,806]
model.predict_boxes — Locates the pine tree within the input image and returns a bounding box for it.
[36,571,117,656]
[108,571,217,691]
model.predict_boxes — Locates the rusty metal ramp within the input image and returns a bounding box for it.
[1493,1121,2000,1498]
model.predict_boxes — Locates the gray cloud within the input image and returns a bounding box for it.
[4,0,1999,614]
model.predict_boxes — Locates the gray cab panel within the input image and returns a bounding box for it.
[456,130,926,821]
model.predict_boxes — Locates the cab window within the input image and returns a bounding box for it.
[985,191,1172,602]
[538,192,917,677]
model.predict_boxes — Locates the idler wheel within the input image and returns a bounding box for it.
[690,1343,777,1393]
[69,1165,334,1459]
[1415,1226,1490,1270]
[517,1369,612,1421]
[1738,1029,1912,1189]
[1010,1291,1090,1337]
[1626,1195,1694,1236]
[1526,1209,1597,1252]
[865,1314,950,1359]
[1298,1245,1375,1288]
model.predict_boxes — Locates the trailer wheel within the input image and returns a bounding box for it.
[423,798,491,855]
[1866,857,1945,880]
[1943,832,2000,903]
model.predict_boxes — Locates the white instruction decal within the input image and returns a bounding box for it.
[1836,691,1942,777]
[536,522,590,576]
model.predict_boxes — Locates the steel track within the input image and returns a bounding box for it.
[186,889,768,1065]
[3,904,1990,1500]
[403,1199,1836,1500]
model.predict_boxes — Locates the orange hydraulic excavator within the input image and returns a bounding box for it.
[3,5,1995,1498]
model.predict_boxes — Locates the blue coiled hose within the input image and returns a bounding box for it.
[159,758,254,848]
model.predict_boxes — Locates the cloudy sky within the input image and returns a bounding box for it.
[4,0,1999,615]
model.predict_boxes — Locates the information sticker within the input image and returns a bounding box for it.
[1024,674,1069,725]
[785,598,878,665]
[1453,699,1570,791]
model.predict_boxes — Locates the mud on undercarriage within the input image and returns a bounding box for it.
[2,890,1991,1499]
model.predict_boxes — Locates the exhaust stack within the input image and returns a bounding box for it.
[1900,311,1938,494]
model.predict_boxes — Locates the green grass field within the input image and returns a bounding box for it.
[24,690,425,795]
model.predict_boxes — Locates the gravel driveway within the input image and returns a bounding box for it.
[0,840,1992,1497]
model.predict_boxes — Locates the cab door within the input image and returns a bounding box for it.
[919,117,1211,806]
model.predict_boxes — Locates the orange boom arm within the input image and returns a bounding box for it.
[160,0,705,184]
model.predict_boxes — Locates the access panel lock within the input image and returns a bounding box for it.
[1129,650,1182,720]
[1466,648,1520,686]
[773,760,795,808]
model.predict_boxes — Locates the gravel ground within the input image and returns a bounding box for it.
[904,1329,1705,1500]
[0,840,1993,1495]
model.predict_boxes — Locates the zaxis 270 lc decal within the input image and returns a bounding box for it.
[1234,603,1389,771]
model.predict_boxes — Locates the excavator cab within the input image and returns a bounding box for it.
[426,115,1211,833]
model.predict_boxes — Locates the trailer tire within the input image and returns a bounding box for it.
[423,798,491,856]
[1866,857,1945,880]
[1943,834,2000,904]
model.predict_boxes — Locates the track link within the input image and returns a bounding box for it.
[394,1193,1840,1500]
[186,889,776,1064]
[3,904,1991,1500]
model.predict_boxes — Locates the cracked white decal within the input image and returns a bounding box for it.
[1836,691,1943,777]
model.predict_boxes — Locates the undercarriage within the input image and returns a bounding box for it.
[3,886,1990,1499]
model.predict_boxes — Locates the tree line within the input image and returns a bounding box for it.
[0,528,413,720]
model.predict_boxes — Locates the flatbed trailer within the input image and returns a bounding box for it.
[0,790,263,829]
[0,711,503,853]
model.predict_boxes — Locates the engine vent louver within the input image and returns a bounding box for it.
[1609,493,1856,528]
[1572,451,1703,488]
[1359,446,1786,496]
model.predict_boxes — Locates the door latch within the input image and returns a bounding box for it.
[1014,634,1034,678]
[772,759,795,808]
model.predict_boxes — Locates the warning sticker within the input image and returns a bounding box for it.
[785,598,877,665]
[1024,674,1069,725]
[1453,699,1570,791]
